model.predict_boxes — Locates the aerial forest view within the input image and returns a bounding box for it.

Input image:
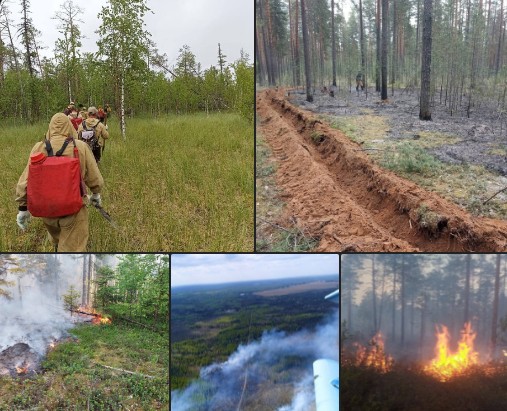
[0,254,169,410]
[256,0,507,252]
[170,254,339,411]
[0,0,254,252]
[341,254,507,410]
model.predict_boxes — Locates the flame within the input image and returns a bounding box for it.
[92,315,111,325]
[424,322,479,381]
[16,365,28,375]
[354,332,393,373]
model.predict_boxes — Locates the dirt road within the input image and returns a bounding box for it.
[257,89,507,252]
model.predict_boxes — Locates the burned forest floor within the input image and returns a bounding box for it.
[342,364,507,411]
[256,86,507,252]
[0,322,169,410]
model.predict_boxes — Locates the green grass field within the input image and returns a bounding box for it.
[0,322,169,410]
[0,113,253,251]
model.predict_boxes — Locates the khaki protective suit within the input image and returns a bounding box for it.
[16,113,104,251]
[77,117,109,149]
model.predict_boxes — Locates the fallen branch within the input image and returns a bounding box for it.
[96,363,155,379]
[257,217,293,233]
[483,186,507,204]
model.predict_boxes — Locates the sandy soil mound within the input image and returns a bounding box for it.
[257,88,507,252]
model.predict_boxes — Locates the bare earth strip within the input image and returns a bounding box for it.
[254,281,339,297]
[256,89,507,252]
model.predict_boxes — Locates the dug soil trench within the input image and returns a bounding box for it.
[257,88,507,252]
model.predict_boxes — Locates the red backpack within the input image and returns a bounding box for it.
[27,137,85,218]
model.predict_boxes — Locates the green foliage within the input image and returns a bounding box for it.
[94,255,169,330]
[382,142,442,176]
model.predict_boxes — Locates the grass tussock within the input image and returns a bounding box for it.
[0,322,169,411]
[0,113,254,251]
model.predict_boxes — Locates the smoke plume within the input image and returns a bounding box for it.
[171,309,338,411]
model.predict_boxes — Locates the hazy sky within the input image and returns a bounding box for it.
[3,0,253,70]
[171,254,340,287]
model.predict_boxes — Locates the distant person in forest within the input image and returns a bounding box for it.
[356,72,364,91]
[78,104,87,120]
[64,101,75,116]
[69,109,82,131]
[77,106,109,164]
[97,105,106,124]
[15,112,104,252]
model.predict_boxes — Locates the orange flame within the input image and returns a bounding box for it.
[424,322,479,381]
[16,365,28,375]
[354,332,393,373]
[92,315,111,325]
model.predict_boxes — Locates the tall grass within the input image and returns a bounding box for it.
[0,113,253,251]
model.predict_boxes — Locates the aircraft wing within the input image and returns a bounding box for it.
[313,359,339,411]
[324,289,339,301]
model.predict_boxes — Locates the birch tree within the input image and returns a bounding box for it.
[97,0,151,140]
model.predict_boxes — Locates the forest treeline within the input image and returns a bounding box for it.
[0,0,254,124]
[342,254,507,358]
[257,0,507,118]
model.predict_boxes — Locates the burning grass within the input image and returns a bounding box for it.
[424,322,479,381]
[0,321,168,410]
[352,332,393,373]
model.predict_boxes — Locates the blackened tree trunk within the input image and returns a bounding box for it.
[464,254,471,324]
[381,0,388,100]
[420,0,433,120]
[491,254,501,358]
[300,0,313,102]
[371,255,378,332]
[376,0,381,92]
[331,0,337,87]
[400,256,406,347]
[359,0,366,80]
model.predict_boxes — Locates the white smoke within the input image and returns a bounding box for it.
[171,309,338,411]
[0,255,86,355]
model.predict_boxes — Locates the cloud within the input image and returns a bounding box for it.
[171,254,339,287]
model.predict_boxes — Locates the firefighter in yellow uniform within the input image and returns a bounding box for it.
[78,106,109,164]
[15,112,104,252]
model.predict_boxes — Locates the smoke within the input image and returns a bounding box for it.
[171,309,338,411]
[0,254,96,355]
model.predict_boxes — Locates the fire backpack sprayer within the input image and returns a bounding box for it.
[26,136,117,227]
[27,137,84,217]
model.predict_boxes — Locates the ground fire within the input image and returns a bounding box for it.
[354,332,393,373]
[75,306,111,325]
[424,322,479,381]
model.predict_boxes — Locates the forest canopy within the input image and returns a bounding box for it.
[0,0,254,123]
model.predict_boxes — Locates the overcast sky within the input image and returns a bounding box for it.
[3,0,253,70]
[171,254,339,287]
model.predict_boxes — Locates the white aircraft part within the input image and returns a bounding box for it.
[313,359,339,411]
[325,289,339,301]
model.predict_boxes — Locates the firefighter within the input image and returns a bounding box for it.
[15,112,104,252]
[77,106,109,164]
[356,72,364,91]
